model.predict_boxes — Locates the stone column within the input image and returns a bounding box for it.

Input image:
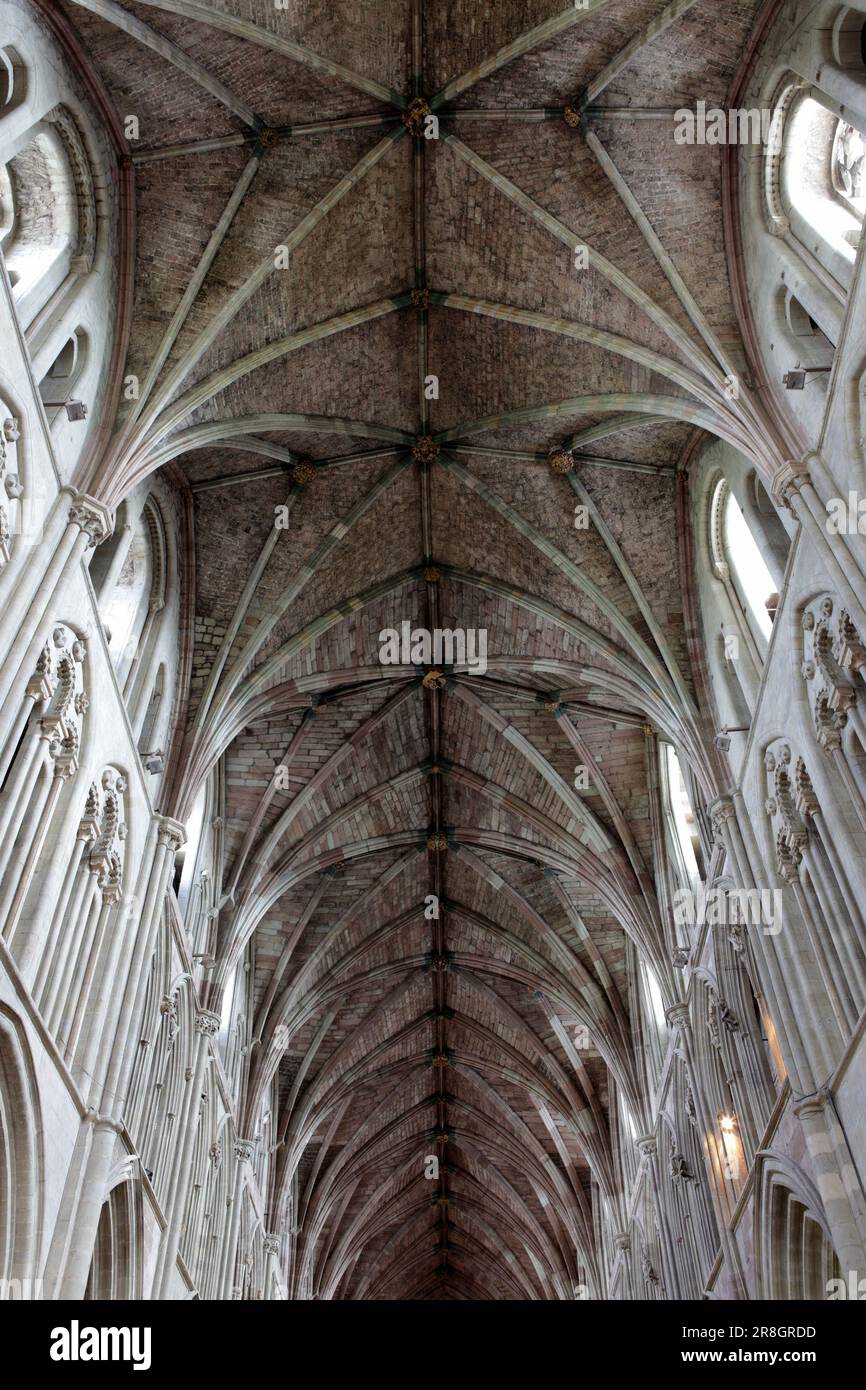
[263,1232,282,1300]
[220,1138,257,1301]
[106,817,186,1117]
[153,1009,220,1297]
[713,794,814,1091]
[666,1003,749,1298]
[613,1233,632,1300]
[636,1135,681,1299]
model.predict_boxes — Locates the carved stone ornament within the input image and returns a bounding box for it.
[728,921,746,956]
[801,594,864,757]
[670,1141,693,1184]
[157,818,186,852]
[642,1254,659,1285]
[234,1138,256,1165]
[79,767,127,904]
[160,994,179,1051]
[69,494,113,548]
[46,105,97,273]
[292,460,317,487]
[685,1085,698,1128]
[0,413,21,569]
[195,1010,221,1038]
[548,448,574,475]
[765,739,810,882]
[36,622,88,781]
[402,96,432,137]
[707,988,739,1049]
[413,435,439,464]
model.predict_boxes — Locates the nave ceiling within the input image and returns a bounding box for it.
[50,0,779,1298]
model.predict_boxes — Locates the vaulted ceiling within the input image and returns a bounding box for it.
[57,0,778,1299]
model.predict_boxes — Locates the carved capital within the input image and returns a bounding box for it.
[69,493,113,547]
[635,1134,657,1159]
[666,1003,691,1031]
[234,1137,257,1165]
[770,461,809,512]
[157,816,186,853]
[195,1010,221,1038]
[709,796,736,829]
[263,1234,281,1257]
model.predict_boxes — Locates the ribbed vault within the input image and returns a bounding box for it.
[55,0,783,1298]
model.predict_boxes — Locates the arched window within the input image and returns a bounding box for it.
[662,743,705,888]
[745,471,791,581]
[783,288,836,370]
[137,663,165,773]
[711,478,777,652]
[834,7,866,70]
[1,126,77,324]
[781,93,864,287]
[724,487,777,639]
[101,508,153,685]
[174,780,207,913]
[99,497,170,723]
[831,119,866,221]
[639,960,669,1094]
[38,328,88,423]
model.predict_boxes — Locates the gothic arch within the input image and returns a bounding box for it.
[753,1151,839,1301]
[84,1169,144,1301]
[0,1005,42,1294]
